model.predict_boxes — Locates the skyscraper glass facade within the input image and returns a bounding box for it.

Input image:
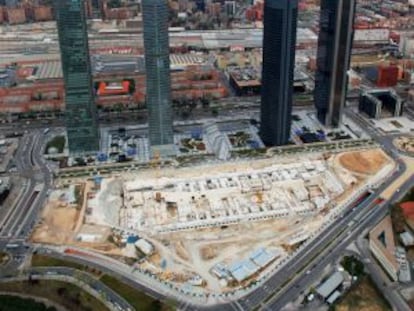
[260,0,298,147]
[55,0,100,154]
[314,0,356,127]
[142,0,174,151]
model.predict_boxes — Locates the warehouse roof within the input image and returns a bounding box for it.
[326,290,341,305]
[249,248,278,268]
[229,260,259,282]
[316,271,344,299]
[33,60,62,79]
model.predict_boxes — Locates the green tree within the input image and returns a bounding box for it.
[390,204,406,234]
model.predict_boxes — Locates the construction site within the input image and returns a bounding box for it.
[32,148,395,294]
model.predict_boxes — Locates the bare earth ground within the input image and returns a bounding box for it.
[338,149,389,175]
[31,149,394,291]
[143,216,322,291]
[31,202,79,244]
[31,183,87,244]
[335,276,390,311]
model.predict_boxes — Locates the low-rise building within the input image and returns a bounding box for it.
[396,246,412,283]
[6,7,26,24]
[359,89,403,119]
[134,239,154,255]
[369,215,399,281]
[0,59,228,114]
[316,271,344,300]
[400,33,414,56]
[33,6,53,22]
[400,231,414,247]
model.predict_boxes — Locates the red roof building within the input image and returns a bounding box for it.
[97,81,130,96]
[33,6,53,22]
[6,7,26,25]
[401,201,414,221]
[377,64,399,87]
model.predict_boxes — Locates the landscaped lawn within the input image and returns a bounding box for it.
[31,254,176,310]
[0,280,108,311]
[31,254,84,270]
[100,275,176,311]
[45,136,65,154]
[0,295,56,311]
[31,254,102,277]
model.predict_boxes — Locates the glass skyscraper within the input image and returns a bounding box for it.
[314,0,356,127]
[260,0,298,147]
[55,0,100,154]
[142,0,174,156]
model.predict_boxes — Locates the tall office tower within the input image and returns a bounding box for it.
[55,0,100,154]
[142,0,174,156]
[260,0,298,147]
[314,0,356,127]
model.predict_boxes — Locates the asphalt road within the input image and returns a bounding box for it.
[28,266,133,311]
[0,129,53,274]
[33,246,175,309]
[0,96,320,135]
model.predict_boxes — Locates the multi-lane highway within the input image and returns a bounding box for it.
[0,129,53,273]
[260,176,413,311]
